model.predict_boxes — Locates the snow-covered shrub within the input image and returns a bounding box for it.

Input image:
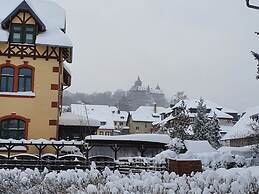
[154,150,177,163]
[180,151,247,170]
[167,138,186,154]
[0,167,258,193]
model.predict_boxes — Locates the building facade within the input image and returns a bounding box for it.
[0,0,72,145]
[127,105,166,134]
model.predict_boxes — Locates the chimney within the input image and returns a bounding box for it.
[154,103,157,113]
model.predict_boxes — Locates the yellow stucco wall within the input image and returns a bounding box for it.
[0,48,61,141]
[97,128,113,136]
[128,118,152,134]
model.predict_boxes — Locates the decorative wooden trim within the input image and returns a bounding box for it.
[0,114,30,139]
[49,120,57,126]
[0,44,62,62]
[51,84,59,90]
[1,2,46,31]
[52,67,59,73]
[51,101,58,108]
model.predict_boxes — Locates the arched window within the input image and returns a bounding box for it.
[0,119,25,139]
[0,67,14,92]
[18,68,32,92]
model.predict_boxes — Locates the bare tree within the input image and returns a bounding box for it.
[245,1,259,78]
[171,91,188,105]
[246,0,259,10]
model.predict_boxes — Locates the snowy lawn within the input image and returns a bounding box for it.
[0,165,258,194]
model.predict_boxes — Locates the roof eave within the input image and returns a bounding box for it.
[1,1,46,32]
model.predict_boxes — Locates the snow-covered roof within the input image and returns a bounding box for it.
[0,0,72,56]
[221,106,259,140]
[170,99,233,120]
[64,62,72,75]
[0,138,84,145]
[184,140,215,154]
[85,134,171,144]
[59,112,100,127]
[113,111,128,122]
[209,108,233,119]
[219,125,233,133]
[131,106,166,122]
[70,104,128,130]
[221,107,239,114]
[173,99,223,110]
[150,88,163,94]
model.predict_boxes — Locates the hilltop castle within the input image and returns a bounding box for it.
[120,77,168,111]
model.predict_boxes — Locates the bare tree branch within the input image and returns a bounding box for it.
[246,0,259,10]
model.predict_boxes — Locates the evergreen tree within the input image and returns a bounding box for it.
[207,113,221,148]
[168,101,191,140]
[192,98,210,140]
[250,119,259,156]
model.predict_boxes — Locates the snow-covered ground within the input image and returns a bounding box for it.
[0,165,258,194]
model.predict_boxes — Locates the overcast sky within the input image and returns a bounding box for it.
[55,0,259,111]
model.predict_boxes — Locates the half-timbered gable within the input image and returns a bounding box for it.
[0,0,73,152]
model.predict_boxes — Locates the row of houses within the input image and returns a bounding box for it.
[63,99,258,148]
[59,99,240,139]
[59,104,129,139]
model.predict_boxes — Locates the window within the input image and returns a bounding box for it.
[100,122,106,126]
[0,67,14,92]
[105,132,110,136]
[10,24,36,44]
[11,25,22,43]
[18,68,32,91]
[0,119,25,139]
[0,64,34,93]
[99,131,104,135]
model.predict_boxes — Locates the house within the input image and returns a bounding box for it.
[158,99,236,136]
[221,106,259,147]
[58,112,100,140]
[69,104,129,136]
[85,134,171,159]
[127,105,166,134]
[0,0,72,148]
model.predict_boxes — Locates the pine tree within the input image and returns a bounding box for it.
[207,113,221,148]
[250,119,259,156]
[192,98,210,140]
[168,101,191,140]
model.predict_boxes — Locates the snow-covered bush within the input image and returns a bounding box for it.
[178,150,248,170]
[154,149,177,163]
[167,138,186,154]
[0,166,258,194]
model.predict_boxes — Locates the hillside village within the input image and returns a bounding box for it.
[61,97,258,149]
[0,0,259,193]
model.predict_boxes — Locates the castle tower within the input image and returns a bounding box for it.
[134,76,142,87]
[0,0,72,143]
